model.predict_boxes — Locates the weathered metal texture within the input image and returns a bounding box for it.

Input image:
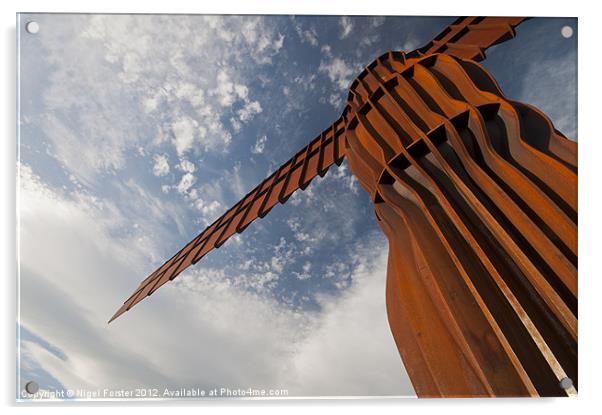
[110,16,577,398]
[343,49,577,397]
[409,16,528,62]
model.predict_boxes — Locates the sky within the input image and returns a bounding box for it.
[16,14,577,400]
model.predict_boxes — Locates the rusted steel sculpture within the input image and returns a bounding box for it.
[110,17,577,398]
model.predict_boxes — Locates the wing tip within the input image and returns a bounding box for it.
[107,303,129,324]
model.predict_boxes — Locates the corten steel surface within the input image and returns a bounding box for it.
[110,17,578,397]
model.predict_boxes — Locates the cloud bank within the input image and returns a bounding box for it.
[18,163,412,397]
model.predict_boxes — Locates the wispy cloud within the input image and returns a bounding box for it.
[319,56,356,90]
[292,18,319,47]
[152,154,170,177]
[515,48,578,140]
[251,135,268,154]
[34,15,284,184]
[339,16,354,39]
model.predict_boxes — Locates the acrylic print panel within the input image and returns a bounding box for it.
[17,14,577,400]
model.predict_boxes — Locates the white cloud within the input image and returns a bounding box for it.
[360,34,380,48]
[183,161,247,223]
[177,159,196,173]
[230,117,242,133]
[287,217,301,232]
[238,100,263,122]
[399,34,422,53]
[329,161,359,194]
[174,82,205,108]
[293,74,316,91]
[194,198,222,222]
[32,15,282,184]
[295,231,313,243]
[211,70,262,124]
[327,92,344,110]
[251,135,268,154]
[273,237,295,266]
[273,33,285,52]
[295,261,313,281]
[143,94,160,113]
[285,249,412,395]
[171,116,197,156]
[237,17,286,64]
[319,56,356,91]
[370,16,386,27]
[293,20,319,47]
[339,16,354,39]
[152,154,170,177]
[176,172,196,194]
[213,70,242,107]
[18,163,412,397]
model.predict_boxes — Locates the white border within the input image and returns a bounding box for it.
[3,1,601,414]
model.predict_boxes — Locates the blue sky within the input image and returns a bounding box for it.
[17,14,577,399]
